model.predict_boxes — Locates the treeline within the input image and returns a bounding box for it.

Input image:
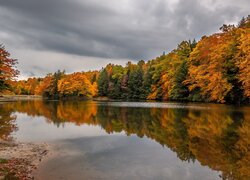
[97,16,250,103]
[11,71,98,99]
[2,16,250,103]
[97,41,196,100]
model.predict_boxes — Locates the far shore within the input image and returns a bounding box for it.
[0,95,249,105]
[0,95,43,102]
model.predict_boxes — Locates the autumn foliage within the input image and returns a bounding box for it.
[12,71,98,99]
[0,45,19,93]
[58,72,97,98]
[236,28,250,97]
[96,16,250,104]
[185,33,234,103]
[5,15,250,103]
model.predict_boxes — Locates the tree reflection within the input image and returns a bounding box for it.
[1,101,249,179]
[0,103,17,140]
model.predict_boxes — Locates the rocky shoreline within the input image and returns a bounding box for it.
[0,140,50,179]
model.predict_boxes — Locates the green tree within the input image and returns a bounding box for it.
[108,65,124,98]
[170,41,195,100]
[127,61,145,99]
[97,68,109,96]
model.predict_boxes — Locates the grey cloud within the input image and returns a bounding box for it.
[0,0,249,77]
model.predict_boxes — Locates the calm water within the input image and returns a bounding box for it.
[0,100,249,180]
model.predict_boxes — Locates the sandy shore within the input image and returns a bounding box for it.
[0,140,51,179]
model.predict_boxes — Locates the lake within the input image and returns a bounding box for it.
[0,100,249,180]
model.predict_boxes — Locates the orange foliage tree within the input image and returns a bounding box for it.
[236,28,250,97]
[58,72,97,98]
[0,45,19,93]
[185,33,234,103]
[35,75,53,95]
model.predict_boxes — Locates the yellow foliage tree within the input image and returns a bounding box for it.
[58,72,97,98]
[185,33,234,103]
[236,29,250,97]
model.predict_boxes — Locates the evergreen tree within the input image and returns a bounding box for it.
[97,68,109,96]
[127,61,144,99]
[170,41,195,100]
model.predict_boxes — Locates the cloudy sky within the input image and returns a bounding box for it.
[0,0,249,79]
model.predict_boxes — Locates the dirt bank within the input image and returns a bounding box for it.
[0,140,51,179]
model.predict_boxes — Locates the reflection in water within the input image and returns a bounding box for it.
[0,101,250,179]
[0,103,17,140]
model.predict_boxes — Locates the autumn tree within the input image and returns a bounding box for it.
[147,40,195,101]
[58,72,97,98]
[11,78,39,95]
[185,33,234,103]
[235,22,250,99]
[147,55,167,100]
[34,75,53,96]
[0,45,19,93]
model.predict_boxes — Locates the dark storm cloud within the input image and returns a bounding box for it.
[0,0,249,77]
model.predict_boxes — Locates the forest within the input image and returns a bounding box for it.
[0,16,249,104]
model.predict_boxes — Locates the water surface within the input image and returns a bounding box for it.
[0,101,249,180]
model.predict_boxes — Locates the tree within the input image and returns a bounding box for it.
[51,70,65,98]
[0,45,19,93]
[97,68,109,96]
[185,33,234,103]
[238,15,250,28]
[35,74,53,96]
[146,41,194,101]
[108,65,125,98]
[58,72,97,98]
[220,24,235,32]
[170,40,195,100]
[236,28,250,98]
[127,61,145,99]
[147,55,167,100]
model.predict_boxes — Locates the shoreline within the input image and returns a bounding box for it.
[0,95,249,105]
[0,95,43,102]
[0,140,51,179]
